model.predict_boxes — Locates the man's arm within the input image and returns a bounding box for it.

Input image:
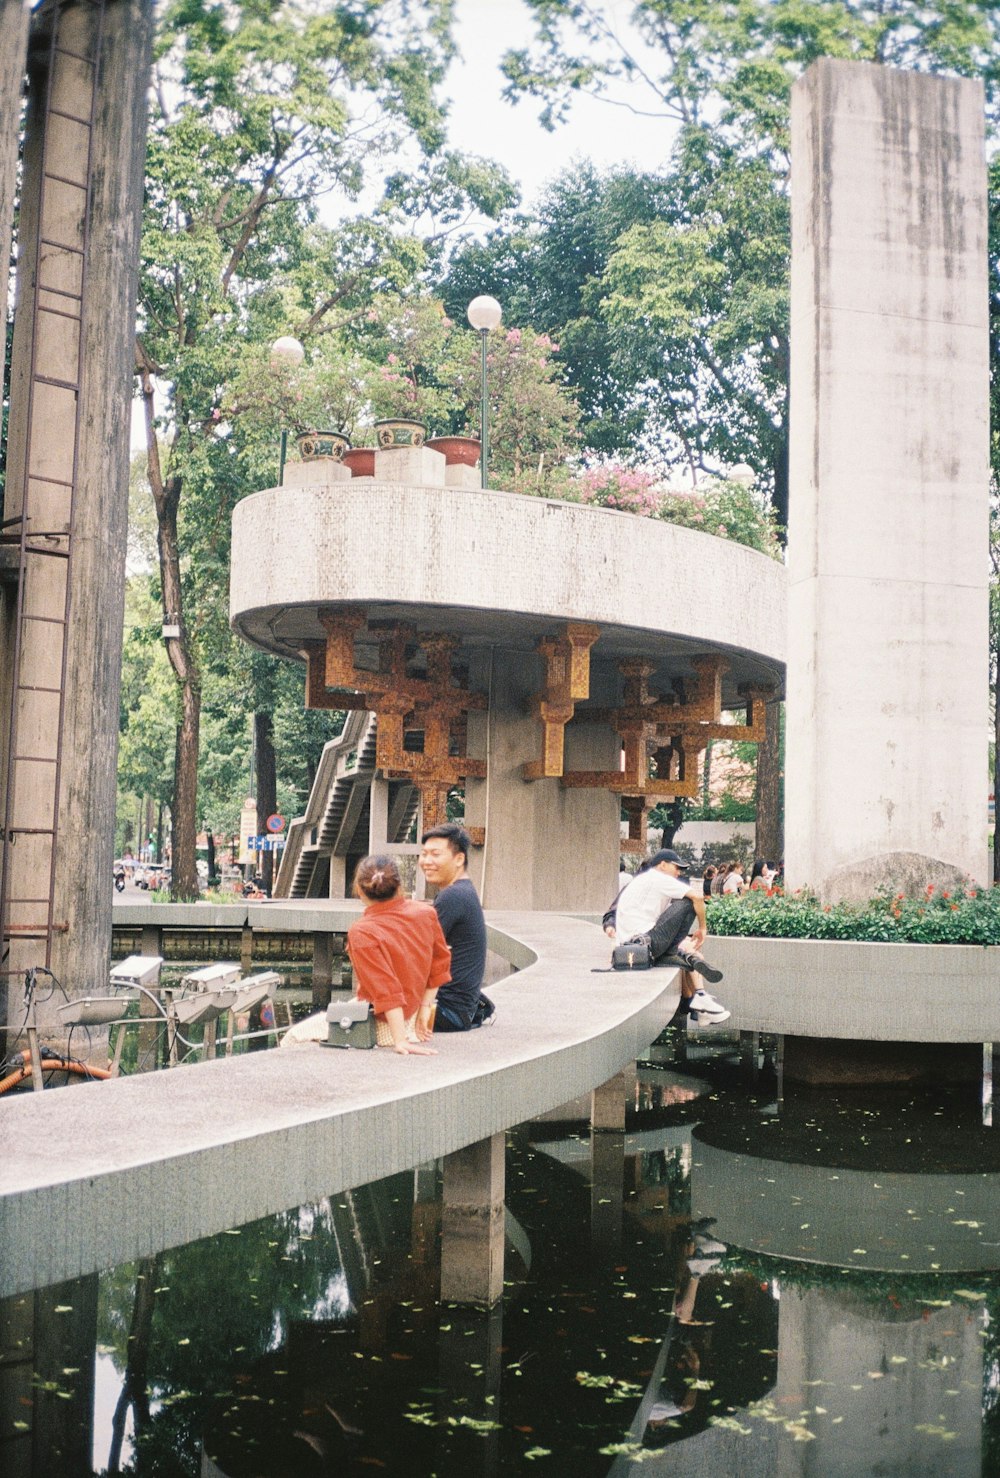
[684,885,708,947]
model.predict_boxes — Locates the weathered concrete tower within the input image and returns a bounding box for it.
[0,0,153,1046]
[785,60,990,901]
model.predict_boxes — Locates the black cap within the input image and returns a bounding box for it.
[649,848,690,871]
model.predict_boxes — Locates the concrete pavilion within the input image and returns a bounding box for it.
[229,451,787,913]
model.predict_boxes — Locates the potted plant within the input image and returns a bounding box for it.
[342,446,376,477]
[426,433,481,467]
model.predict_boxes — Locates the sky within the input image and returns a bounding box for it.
[444,0,675,208]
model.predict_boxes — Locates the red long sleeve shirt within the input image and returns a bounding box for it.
[347,896,452,1018]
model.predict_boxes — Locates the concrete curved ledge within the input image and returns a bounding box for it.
[693,1137,1000,1272]
[229,483,786,692]
[0,911,677,1299]
[710,935,1000,1042]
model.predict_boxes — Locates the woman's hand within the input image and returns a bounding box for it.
[415,1001,436,1041]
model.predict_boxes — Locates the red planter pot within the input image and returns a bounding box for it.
[426,435,481,467]
[342,447,376,477]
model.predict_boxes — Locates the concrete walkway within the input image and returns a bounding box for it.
[0,911,679,1299]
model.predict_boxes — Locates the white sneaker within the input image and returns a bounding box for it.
[686,1253,722,1276]
[693,1232,727,1256]
[689,989,731,1025]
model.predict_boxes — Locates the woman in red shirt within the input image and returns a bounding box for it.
[347,855,452,1055]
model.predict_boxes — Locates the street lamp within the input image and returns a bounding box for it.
[466,295,502,489]
[270,335,305,485]
[728,462,755,486]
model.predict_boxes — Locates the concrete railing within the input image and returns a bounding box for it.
[708,935,1000,1042]
[0,910,678,1299]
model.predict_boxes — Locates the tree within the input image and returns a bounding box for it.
[136,0,473,897]
[439,164,667,457]
[500,0,1000,524]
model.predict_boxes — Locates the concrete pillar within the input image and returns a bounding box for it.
[0,1,29,335]
[440,1133,505,1307]
[774,1287,981,1474]
[436,1305,503,1476]
[0,1274,98,1478]
[464,647,619,910]
[311,930,334,1008]
[0,0,153,1045]
[786,60,989,900]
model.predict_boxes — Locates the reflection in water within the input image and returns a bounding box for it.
[4,1045,1000,1474]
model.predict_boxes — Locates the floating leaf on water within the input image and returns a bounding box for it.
[524,1448,552,1459]
[889,1356,908,1365]
[61,1367,79,1376]
[53,1305,73,1314]
[953,1291,983,1301]
[920,1300,952,1308]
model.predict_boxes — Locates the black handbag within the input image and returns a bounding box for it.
[611,938,652,970]
[321,997,377,1049]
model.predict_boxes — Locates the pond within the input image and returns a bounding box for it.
[6,1032,1000,1477]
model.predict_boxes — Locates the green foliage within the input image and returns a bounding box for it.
[498,3,1000,521]
[708,884,1000,944]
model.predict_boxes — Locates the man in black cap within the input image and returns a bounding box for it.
[614,849,730,1024]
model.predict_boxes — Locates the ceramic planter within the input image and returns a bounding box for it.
[296,431,350,462]
[426,435,481,467]
[342,447,376,477]
[374,418,426,449]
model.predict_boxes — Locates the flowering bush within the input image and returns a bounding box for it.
[576,465,664,515]
[708,884,1000,945]
[568,463,783,558]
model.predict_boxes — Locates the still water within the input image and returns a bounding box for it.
[8,1033,1000,1477]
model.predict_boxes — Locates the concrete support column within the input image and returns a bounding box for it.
[311,931,333,1008]
[591,1069,631,1250]
[440,1133,505,1307]
[0,1274,98,1477]
[786,60,989,900]
[1,0,154,1044]
[436,1305,503,1476]
[464,647,619,910]
[0,0,29,335]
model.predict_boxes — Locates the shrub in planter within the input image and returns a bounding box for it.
[707,884,1000,946]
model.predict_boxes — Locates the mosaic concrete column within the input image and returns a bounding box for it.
[785,60,989,900]
[440,1133,505,1307]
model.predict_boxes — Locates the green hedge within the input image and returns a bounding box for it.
[707,886,1000,946]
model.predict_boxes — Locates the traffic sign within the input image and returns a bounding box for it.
[266,814,285,833]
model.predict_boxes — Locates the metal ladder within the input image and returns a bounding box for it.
[0,0,107,978]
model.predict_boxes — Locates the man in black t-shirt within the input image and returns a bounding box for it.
[418,823,495,1031]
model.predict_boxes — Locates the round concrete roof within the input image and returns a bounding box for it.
[230,482,786,701]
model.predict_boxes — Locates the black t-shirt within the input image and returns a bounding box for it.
[433,876,487,1020]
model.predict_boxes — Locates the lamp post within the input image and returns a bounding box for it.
[466,295,502,489]
[270,335,305,485]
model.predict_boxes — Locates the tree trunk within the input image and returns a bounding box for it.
[658,798,688,848]
[139,367,201,900]
[255,710,277,894]
[755,699,783,865]
[994,685,999,886]
[206,828,217,887]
